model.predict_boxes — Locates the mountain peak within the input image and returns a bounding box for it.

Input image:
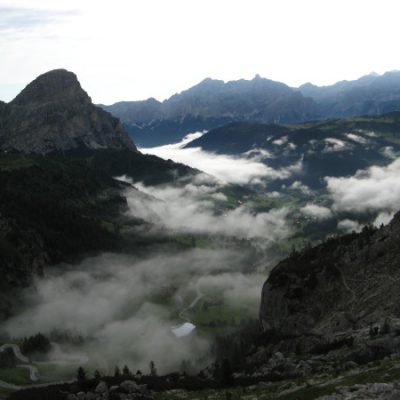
[12,69,90,107]
[1,69,137,154]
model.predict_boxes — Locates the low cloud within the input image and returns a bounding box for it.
[126,182,291,242]
[4,249,258,373]
[345,133,368,144]
[290,181,312,195]
[140,133,302,185]
[300,203,332,220]
[337,219,362,233]
[272,136,288,146]
[382,146,397,159]
[326,158,400,213]
[373,211,395,227]
[323,138,351,153]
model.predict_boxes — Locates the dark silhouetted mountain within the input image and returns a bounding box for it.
[0,69,136,154]
[100,76,319,146]
[102,71,400,147]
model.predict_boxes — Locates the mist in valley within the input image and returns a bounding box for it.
[4,133,400,377]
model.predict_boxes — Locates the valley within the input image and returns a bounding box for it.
[2,69,400,400]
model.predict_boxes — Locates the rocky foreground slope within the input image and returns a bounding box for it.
[260,213,400,341]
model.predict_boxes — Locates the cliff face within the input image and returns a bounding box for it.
[260,214,400,337]
[0,69,137,154]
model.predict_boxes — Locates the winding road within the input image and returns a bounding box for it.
[0,342,87,390]
[178,281,204,322]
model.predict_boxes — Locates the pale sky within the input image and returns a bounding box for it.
[1,0,400,104]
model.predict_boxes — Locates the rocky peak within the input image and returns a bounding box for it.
[11,69,90,107]
[0,69,137,154]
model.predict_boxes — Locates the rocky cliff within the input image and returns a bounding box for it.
[0,69,137,154]
[260,216,400,338]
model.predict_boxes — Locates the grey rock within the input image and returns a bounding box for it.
[260,214,400,349]
[0,69,137,154]
[370,382,394,394]
[120,380,140,393]
[95,380,108,393]
[389,391,400,400]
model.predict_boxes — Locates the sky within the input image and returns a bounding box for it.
[1,0,400,104]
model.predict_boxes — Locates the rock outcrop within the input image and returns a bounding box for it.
[0,69,137,154]
[260,214,400,338]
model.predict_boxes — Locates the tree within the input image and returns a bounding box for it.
[122,365,132,376]
[220,359,233,386]
[114,366,121,377]
[77,366,86,382]
[381,318,391,335]
[21,333,51,356]
[94,370,101,380]
[149,361,157,376]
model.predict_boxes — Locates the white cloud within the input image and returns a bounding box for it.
[382,146,397,159]
[140,134,302,185]
[126,182,291,241]
[4,250,249,373]
[373,211,395,227]
[323,137,351,153]
[345,133,368,144]
[290,180,312,195]
[243,148,273,161]
[272,136,288,146]
[326,158,400,213]
[300,203,332,220]
[337,219,362,233]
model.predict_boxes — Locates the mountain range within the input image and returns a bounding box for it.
[100,71,400,147]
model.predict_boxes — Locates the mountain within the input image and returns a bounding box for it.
[259,214,400,348]
[100,76,319,146]
[0,69,136,154]
[185,113,400,190]
[0,70,196,319]
[101,71,400,147]
[298,71,400,118]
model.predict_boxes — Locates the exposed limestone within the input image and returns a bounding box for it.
[0,69,137,154]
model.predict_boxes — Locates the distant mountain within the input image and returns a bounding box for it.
[101,71,400,147]
[0,69,136,154]
[185,113,400,189]
[100,76,319,146]
[298,71,400,118]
